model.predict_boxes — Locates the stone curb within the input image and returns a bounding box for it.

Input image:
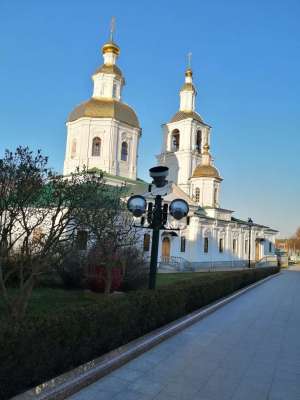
[12,271,281,400]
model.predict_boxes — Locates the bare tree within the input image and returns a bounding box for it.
[288,227,300,252]
[0,147,104,323]
[73,177,140,294]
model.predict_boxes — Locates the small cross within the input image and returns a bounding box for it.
[110,16,116,41]
[187,52,192,68]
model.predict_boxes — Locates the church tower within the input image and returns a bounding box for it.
[190,142,222,207]
[157,63,211,195]
[63,22,141,182]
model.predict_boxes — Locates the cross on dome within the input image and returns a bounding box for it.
[110,16,116,42]
[187,52,192,69]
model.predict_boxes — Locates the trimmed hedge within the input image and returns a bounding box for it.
[0,267,279,399]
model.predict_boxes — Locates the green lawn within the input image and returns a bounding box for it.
[1,271,231,318]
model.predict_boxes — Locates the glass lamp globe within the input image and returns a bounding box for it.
[169,199,189,220]
[127,195,147,217]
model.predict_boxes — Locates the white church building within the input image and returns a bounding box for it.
[63,31,278,270]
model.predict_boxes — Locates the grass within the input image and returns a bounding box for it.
[1,271,242,318]
[0,287,107,318]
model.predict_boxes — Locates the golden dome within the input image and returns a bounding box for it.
[68,98,140,128]
[102,41,120,55]
[192,164,222,180]
[170,110,203,123]
[93,64,123,81]
[185,68,193,77]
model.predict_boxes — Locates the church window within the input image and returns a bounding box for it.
[143,233,150,252]
[172,130,180,151]
[76,230,88,250]
[195,188,200,202]
[92,137,101,156]
[196,130,202,153]
[233,239,237,254]
[245,239,248,254]
[219,238,224,253]
[269,242,272,252]
[214,188,218,207]
[71,139,77,159]
[180,236,186,252]
[204,237,209,253]
[121,141,128,161]
[112,83,117,98]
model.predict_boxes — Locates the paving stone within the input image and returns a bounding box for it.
[113,389,154,400]
[68,390,117,400]
[110,366,146,382]
[67,269,300,400]
[128,375,165,396]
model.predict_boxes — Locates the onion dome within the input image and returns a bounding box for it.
[192,143,222,180]
[192,164,221,179]
[181,68,196,92]
[185,68,193,78]
[68,98,139,128]
[102,40,120,56]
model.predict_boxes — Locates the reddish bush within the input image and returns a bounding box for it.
[87,266,123,293]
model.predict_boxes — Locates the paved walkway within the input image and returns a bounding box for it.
[69,267,300,400]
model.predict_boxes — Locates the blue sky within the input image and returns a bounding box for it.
[0,0,299,237]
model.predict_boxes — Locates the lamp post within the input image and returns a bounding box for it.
[127,166,189,289]
[248,217,253,268]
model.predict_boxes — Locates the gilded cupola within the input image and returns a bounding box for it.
[67,18,139,128]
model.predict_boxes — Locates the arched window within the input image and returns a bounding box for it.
[214,187,218,206]
[121,141,128,161]
[172,129,180,151]
[92,137,101,157]
[245,239,248,254]
[180,236,186,253]
[71,139,77,159]
[112,83,117,98]
[195,187,200,202]
[143,234,150,252]
[219,238,224,253]
[204,237,209,253]
[233,239,237,254]
[196,130,202,153]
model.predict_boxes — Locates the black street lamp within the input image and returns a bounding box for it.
[127,166,189,289]
[248,217,253,268]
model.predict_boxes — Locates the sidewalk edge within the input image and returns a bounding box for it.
[13,271,281,400]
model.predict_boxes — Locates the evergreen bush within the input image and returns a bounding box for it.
[0,267,279,399]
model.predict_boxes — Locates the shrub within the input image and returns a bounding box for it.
[56,250,86,289]
[86,245,124,293]
[120,247,148,291]
[0,267,279,399]
[86,267,123,293]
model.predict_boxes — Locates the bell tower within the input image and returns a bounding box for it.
[63,19,141,182]
[157,59,211,195]
[190,143,222,208]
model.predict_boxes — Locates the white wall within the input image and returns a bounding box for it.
[63,118,140,180]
